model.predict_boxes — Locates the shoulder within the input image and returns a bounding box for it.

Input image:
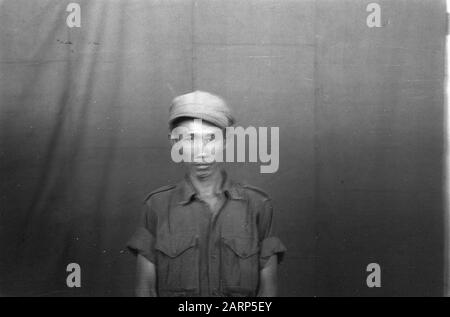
[143,184,177,203]
[239,183,272,202]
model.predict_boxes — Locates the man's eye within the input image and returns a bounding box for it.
[179,133,194,141]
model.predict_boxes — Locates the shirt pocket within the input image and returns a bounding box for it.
[155,234,200,296]
[220,236,260,297]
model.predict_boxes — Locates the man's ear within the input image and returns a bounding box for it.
[168,132,176,147]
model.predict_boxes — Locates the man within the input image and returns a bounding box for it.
[127,91,286,297]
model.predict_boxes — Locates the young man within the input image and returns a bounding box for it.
[127,91,286,297]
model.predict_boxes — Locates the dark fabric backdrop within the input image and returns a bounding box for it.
[0,0,446,296]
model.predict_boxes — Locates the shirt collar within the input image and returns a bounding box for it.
[177,169,245,205]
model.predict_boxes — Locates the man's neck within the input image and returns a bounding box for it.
[189,169,223,197]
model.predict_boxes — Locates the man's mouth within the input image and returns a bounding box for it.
[193,162,213,169]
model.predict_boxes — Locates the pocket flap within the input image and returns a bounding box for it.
[222,286,253,297]
[222,236,259,259]
[156,234,198,258]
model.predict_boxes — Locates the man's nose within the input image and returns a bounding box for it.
[193,138,213,158]
[195,146,208,158]
[194,137,211,149]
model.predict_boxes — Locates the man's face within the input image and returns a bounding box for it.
[171,119,225,178]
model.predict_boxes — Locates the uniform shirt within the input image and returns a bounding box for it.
[127,170,286,297]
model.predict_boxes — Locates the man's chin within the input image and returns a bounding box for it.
[190,164,218,178]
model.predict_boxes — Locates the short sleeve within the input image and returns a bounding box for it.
[257,199,287,268]
[126,201,157,264]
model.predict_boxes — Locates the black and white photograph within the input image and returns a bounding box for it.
[0,0,448,299]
